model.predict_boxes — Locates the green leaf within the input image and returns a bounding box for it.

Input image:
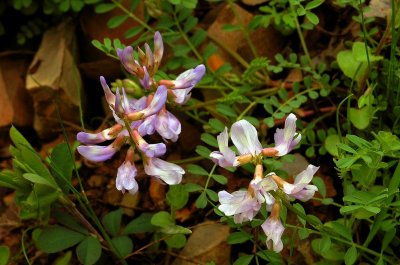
[37,226,86,253]
[312,177,326,197]
[95,3,116,13]
[23,173,57,188]
[53,251,72,265]
[264,117,275,128]
[184,183,203,192]
[305,0,324,10]
[161,225,192,235]
[102,208,123,236]
[195,192,207,208]
[208,118,225,132]
[211,174,228,185]
[151,211,174,228]
[233,255,254,265]
[123,213,156,234]
[111,236,133,257]
[76,236,102,265]
[349,107,371,129]
[227,231,252,244]
[0,246,10,265]
[107,15,129,29]
[336,143,357,154]
[184,17,198,32]
[305,11,319,25]
[298,228,309,240]
[125,26,142,39]
[223,24,242,32]
[344,246,357,265]
[216,103,237,117]
[336,50,366,83]
[165,234,186,248]
[319,235,331,253]
[195,145,212,158]
[324,134,340,156]
[167,184,189,209]
[50,143,74,193]
[201,133,219,147]
[187,164,208,176]
[54,211,88,235]
[206,189,218,201]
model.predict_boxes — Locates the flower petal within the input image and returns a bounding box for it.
[138,142,166,158]
[155,110,181,142]
[117,47,142,76]
[153,31,163,71]
[116,161,139,194]
[210,127,236,168]
[77,125,121,144]
[261,217,285,252]
[231,120,262,155]
[274,113,301,156]
[77,144,117,162]
[100,76,115,106]
[141,85,167,117]
[144,158,184,185]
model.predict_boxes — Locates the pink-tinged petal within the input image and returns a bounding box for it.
[155,110,181,142]
[218,189,261,224]
[117,47,142,76]
[293,164,319,189]
[125,86,167,121]
[231,120,262,155]
[261,217,284,252]
[290,185,318,201]
[153,31,163,70]
[138,142,166,158]
[77,124,123,144]
[116,161,139,194]
[210,127,236,168]
[77,144,117,162]
[144,158,184,185]
[140,66,151,90]
[138,115,156,136]
[100,76,115,106]
[171,88,191,105]
[173,64,206,89]
[274,113,301,156]
[144,43,154,71]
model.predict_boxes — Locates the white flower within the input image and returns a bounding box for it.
[274,113,301,156]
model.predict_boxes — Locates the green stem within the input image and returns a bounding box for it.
[291,5,311,64]
[111,0,152,31]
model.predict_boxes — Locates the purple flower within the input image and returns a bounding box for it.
[125,85,167,121]
[169,64,206,105]
[138,115,156,136]
[274,113,301,156]
[117,46,143,77]
[144,157,184,185]
[155,109,181,142]
[131,129,166,158]
[77,124,123,144]
[210,127,236,168]
[116,161,139,194]
[117,31,164,80]
[261,203,284,253]
[77,136,125,162]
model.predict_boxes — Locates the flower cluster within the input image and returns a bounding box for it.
[77,32,205,194]
[211,113,319,252]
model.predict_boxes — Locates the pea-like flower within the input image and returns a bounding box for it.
[116,148,139,194]
[273,113,301,156]
[218,165,277,223]
[261,202,285,253]
[269,165,319,202]
[144,157,185,185]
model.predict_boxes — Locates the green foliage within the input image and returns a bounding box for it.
[0,246,10,265]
